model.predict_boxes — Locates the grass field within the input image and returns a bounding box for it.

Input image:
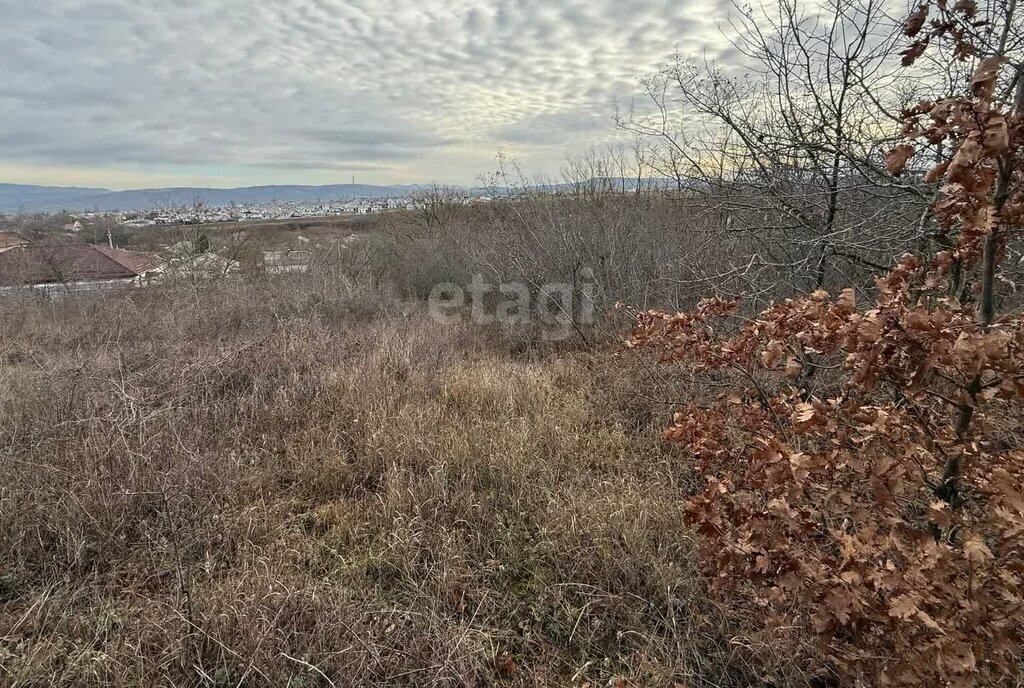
[0,271,811,687]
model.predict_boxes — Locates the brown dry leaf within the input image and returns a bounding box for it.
[825,588,853,625]
[980,330,1011,361]
[964,535,994,564]
[983,116,1009,155]
[837,288,856,313]
[856,314,884,343]
[924,160,950,183]
[889,593,921,619]
[792,403,816,424]
[905,4,928,36]
[785,357,804,380]
[971,56,1005,99]
[900,40,928,66]
[903,308,934,331]
[948,139,981,182]
[932,250,954,270]
[929,501,954,528]
[789,452,811,484]
[884,143,917,176]
[886,144,916,176]
[762,340,785,367]
[917,609,944,633]
[945,641,978,673]
[953,0,978,17]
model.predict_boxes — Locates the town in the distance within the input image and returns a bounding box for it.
[0,182,503,292]
[118,196,431,228]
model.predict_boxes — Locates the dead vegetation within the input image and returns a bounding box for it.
[0,271,817,687]
[2,0,1023,685]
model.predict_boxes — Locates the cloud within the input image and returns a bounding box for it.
[494,110,613,146]
[0,0,732,187]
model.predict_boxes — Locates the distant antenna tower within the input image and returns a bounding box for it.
[351,175,355,185]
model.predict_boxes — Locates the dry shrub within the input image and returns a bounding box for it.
[626,12,1024,685]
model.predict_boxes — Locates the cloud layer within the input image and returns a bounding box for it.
[1,0,731,187]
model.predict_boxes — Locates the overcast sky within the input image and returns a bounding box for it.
[1,0,734,189]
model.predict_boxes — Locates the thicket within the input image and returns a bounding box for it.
[627,1,1024,684]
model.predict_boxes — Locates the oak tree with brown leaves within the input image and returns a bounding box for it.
[626,1,1024,684]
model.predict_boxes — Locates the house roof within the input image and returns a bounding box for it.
[94,246,162,275]
[0,238,161,287]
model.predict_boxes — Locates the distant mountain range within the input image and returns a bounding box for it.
[0,183,440,214]
[0,177,690,215]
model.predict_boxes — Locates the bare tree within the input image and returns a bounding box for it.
[619,0,941,301]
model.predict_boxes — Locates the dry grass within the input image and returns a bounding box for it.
[0,275,814,687]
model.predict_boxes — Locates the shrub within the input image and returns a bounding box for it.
[626,4,1024,684]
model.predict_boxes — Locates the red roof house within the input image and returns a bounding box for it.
[0,237,161,288]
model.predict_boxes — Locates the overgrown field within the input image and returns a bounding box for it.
[5,0,1024,681]
[0,276,808,687]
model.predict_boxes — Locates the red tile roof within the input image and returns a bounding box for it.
[0,238,161,287]
[94,246,162,274]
